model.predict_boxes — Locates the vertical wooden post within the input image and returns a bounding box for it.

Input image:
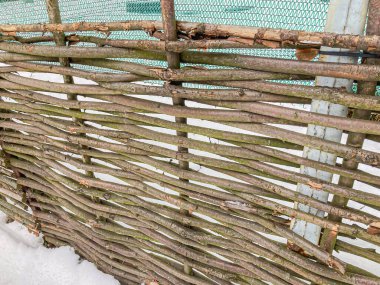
[320,0,380,253]
[291,0,369,245]
[0,101,10,220]
[45,0,94,179]
[160,0,193,276]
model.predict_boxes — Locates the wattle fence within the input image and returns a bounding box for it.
[0,0,380,284]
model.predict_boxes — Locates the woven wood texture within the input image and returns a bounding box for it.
[0,2,379,284]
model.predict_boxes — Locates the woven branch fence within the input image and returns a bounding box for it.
[0,0,380,284]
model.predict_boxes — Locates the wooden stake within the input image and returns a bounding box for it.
[161,0,193,276]
[45,0,94,178]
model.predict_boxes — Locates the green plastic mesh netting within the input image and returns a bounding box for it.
[1,0,378,94]
[1,0,330,28]
[0,0,330,56]
[0,0,329,67]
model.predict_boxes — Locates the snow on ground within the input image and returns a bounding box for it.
[0,213,119,285]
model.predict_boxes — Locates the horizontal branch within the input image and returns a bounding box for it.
[0,20,379,51]
[1,42,379,81]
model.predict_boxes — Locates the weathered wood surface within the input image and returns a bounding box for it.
[0,2,379,284]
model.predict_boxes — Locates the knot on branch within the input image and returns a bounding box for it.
[287,241,311,258]
[144,26,157,37]
[367,222,380,235]
[279,31,299,48]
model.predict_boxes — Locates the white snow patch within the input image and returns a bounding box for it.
[0,213,119,285]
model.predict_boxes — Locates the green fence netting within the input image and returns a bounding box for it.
[2,0,379,94]
[1,0,330,28]
[1,0,330,64]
